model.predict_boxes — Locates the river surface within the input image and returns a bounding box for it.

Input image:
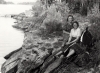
[0,4,32,72]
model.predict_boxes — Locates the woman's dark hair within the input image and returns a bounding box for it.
[67,15,74,21]
[72,21,79,28]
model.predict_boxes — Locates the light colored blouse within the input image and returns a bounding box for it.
[70,28,81,38]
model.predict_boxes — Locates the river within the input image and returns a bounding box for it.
[0,4,32,72]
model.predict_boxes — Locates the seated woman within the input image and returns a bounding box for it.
[63,21,82,58]
[62,15,74,34]
[55,21,82,58]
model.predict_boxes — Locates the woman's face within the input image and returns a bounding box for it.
[68,16,73,22]
[73,23,78,29]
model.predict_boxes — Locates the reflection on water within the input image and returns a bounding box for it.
[0,4,32,71]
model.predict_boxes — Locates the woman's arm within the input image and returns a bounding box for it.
[63,30,70,35]
[66,29,73,44]
[67,35,72,43]
[69,36,80,44]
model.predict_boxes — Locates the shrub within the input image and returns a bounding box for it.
[88,16,100,68]
[40,20,63,37]
[32,1,43,16]
[89,16,100,40]
[56,2,70,16]
[94,41,100,63]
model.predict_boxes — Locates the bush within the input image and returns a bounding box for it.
[87,16,100,69]
[89,16,100,40]
[32,1,44,16]
[94,41,100,63]
[45,20,62,33]
[56,2,70,16]
[39,20,63,37]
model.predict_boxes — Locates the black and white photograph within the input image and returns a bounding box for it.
[0,0,100,73]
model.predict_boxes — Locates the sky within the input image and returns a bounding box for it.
[5,0,37,3]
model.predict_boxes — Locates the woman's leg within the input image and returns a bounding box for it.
[66,49,75,58]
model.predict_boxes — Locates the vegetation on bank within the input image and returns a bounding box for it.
[2,0,100,73]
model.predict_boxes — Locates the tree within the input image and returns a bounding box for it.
[66,0,100,15]
[39,0,100,16]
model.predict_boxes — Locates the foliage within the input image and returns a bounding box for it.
[32,1,44,16]
[37,3,71,37]
[94,41,100,63]
[40,0,100,16]
[40,20,63,37]
[89,16,100,40]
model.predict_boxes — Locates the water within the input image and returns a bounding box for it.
[0,4,32,72]
[0,4,32,15]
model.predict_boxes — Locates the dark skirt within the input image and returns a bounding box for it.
[63,37,83,56]
[70,43,83,54]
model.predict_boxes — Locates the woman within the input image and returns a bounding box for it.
[63,21,82,58]
[63,15,74,34]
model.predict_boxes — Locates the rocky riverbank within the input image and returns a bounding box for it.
[1,1,100,73]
